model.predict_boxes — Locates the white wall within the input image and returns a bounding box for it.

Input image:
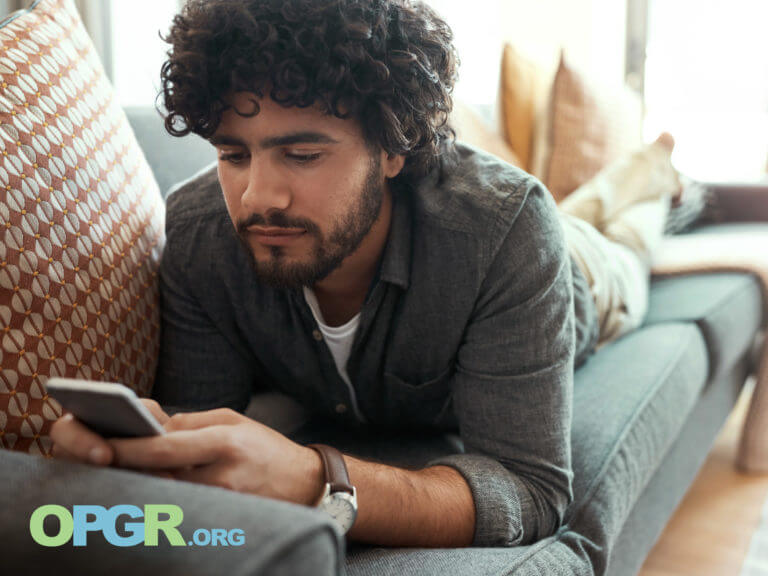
[427,0,628,109]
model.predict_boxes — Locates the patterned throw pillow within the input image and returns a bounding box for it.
[539,51,644,203]
[0,0,165,456]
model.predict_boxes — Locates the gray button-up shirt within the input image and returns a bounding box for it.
[152,143,599,547]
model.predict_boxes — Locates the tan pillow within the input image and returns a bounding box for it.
[499,43,549,172]
[0,0,165,456]
[450,99,522,167]
[542,51,644,203]
[558,133,681,230]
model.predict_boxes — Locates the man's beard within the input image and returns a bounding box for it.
[235,153,385,289]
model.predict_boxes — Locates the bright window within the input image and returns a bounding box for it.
[643,0,768,181]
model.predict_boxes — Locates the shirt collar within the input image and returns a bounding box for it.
[377,179,415,290]
[377,166,442,290]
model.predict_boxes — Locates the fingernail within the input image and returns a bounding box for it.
[89,446,107,464]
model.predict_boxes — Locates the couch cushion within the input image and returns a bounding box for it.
[0,0,165,455]
[322,323,709,575]
[645,272,762,379]
[449,101,522,168]
[346,538,589,576]
[565,322,708,560]
[541,51,643,202]
[123,106,215,199]
[1,449,342,575]
[499,43,548,172]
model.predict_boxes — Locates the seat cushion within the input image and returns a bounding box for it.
[346,538,590,576]
[645,272,762,379]
[564,322,708,566]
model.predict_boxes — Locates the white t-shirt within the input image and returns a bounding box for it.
[302,287,365,421]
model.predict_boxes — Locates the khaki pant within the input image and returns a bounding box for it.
[557,140,681,348]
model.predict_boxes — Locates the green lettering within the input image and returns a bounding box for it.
[30,505,74,547]
[144,505,185,546]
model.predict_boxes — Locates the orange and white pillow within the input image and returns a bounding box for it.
[0,0,165,456]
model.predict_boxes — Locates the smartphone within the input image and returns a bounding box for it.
[46,378,166,438]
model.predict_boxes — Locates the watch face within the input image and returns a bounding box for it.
[321,490,358,533]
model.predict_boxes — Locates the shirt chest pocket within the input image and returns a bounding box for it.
[377,366,454,428]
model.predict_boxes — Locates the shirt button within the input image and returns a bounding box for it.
[312,329,323,341]
[335,403,348,414]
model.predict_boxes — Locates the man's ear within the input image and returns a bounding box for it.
[383,152,406,179]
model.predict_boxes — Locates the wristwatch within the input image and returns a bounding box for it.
[307,443,358,533]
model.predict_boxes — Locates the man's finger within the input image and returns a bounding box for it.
[163,408,244,432]
[107,426,230,470]
[50,413,113,466]
[140,398,171,425]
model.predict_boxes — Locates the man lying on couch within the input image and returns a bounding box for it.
[50,0,681,549]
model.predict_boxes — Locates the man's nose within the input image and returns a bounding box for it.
[241,159,292,214]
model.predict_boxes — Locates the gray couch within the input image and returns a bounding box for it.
[126,107,768,575]
[2,107,764,576]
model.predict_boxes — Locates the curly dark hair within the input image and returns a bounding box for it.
[159,0,460,184]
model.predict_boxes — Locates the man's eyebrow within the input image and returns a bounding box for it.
[209,135,246,147]
[209,132,340,148]
[261,132,340,148]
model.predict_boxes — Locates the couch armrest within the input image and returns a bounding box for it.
[707,180,768,223]
[0,449,343,575]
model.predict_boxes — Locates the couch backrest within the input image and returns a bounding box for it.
[123,107,215,201]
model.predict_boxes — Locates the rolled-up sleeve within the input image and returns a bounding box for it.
[428,182,576,547]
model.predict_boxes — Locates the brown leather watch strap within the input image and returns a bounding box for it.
[307,443,354,495]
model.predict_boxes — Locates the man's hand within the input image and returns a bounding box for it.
[50,405,324,506]
[50,399,170,466]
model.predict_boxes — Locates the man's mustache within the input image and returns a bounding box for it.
[237,212,321,235]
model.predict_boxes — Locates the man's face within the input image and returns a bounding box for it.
[211,92,397,288]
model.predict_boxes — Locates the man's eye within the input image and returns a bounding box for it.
[219,153,247,164]
[285,152,321,165]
